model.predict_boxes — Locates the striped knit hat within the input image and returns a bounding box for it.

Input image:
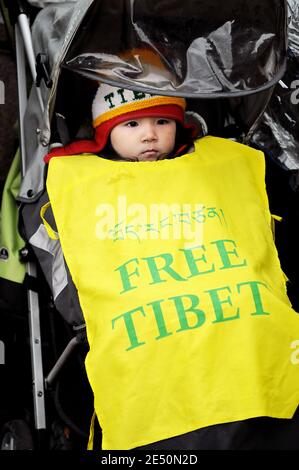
[93,82,185,126]
[44,83,188,162]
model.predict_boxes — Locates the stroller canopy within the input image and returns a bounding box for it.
[64,0,287,98]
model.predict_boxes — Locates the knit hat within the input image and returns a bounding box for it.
[44,83,190,162]
[92,83,186,149]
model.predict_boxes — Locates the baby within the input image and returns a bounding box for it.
[45,83,198,163]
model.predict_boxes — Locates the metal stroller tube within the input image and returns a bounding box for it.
[5,0,44,113]
[17,14,44,113]
[45,336,82,388]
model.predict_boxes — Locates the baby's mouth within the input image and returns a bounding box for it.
[141,149,159,158]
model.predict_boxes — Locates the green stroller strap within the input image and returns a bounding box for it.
[0,149,26,284]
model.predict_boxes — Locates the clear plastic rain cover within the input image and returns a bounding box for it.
[63,0,287,98]
[251,0,299,173]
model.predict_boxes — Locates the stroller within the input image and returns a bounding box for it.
[0,0,299,450]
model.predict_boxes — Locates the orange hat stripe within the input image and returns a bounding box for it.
[93,96,186,128]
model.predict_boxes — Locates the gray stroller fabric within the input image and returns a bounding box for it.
[21,191,84,326]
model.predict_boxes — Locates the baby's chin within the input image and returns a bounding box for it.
[117,153,167,162]
[136,153,166,162]
[138,155,160,162]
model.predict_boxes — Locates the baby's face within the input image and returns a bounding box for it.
[110,117,176,161]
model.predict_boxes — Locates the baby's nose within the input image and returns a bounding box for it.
[142,124,157,141]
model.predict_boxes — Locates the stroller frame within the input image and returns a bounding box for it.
[10,1,46,433]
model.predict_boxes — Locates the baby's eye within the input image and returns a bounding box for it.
[157,119,171,125]
[125,121,139,127]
